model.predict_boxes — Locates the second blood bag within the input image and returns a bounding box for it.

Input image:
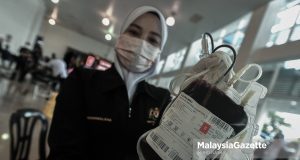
[137,36,267,160]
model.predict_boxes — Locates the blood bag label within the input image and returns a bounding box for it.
[146,92,234,160]
[200,122,211,134]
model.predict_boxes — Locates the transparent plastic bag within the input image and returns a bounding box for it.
[137,34,267,160]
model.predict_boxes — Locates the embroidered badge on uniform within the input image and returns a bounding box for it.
[86,116,112,122]
[147,107,160,125]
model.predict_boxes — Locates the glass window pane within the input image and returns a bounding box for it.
[284,59,300,70]
[214,39,223,47]
[266,33,278,47]
[184,39,201,67]
[266,41,274,48]
[163,48,186,72]
[270,33,278,42]
[271,5,300,33]
[238,19,247,29]
[276,112,300,139]
[296,9,300,24]
[290,25,300,41]
[223,33,235,44]
[232,31,245,46]
[275,29,291,45]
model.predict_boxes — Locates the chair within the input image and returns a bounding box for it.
[9,108,48,160]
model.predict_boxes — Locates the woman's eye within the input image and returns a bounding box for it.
[148,38,160,47]
[127,29,140,37]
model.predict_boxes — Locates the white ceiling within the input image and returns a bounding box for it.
[43,0,271,58]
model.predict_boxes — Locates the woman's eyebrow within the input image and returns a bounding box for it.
[129,24,142,30]
[150,31,161,39]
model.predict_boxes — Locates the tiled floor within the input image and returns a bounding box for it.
[0,69,51,160]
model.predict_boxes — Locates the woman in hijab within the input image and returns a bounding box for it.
[48,6,170,160]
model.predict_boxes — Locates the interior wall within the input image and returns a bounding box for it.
[40,21,113,59]
[0,0,45,54]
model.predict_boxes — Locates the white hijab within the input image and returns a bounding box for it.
[114,6,168,103]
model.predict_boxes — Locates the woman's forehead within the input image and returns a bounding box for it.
[128,13,162,34]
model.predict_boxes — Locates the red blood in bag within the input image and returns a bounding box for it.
[139,79,248,160]
[182,80,248,134]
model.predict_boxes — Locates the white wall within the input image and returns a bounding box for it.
[0,0,45,54]
[40,21,113,59]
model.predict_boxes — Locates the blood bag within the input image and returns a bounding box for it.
[137,35,267,160]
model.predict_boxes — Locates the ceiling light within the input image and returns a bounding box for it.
[51,0,59,4]
[166,16,175,26]
[102,18,110,26]
[105,34,112,41]
[290,101,297,106]
[48,18,56,25]
[1,133,9,140]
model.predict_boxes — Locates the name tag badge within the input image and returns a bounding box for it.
[147,107,160,125]
[86,116,112,122]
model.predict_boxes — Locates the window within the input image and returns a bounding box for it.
[275,112,300,139]
[290,25,300,40]
[284,59,300,70]
[162,48,187,72]
[183,39,202,67]
[267,3,300,47]
[213,13,251,52]
[271,5,299,33]
[275,29,291,45]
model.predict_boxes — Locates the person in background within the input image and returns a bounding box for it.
[63,51,79,69]
[11,47,34,82]
[31,37,44,71]
[0,36,3,53]
[7,47,34,94]
[47,54,68,79]
[24,41,31,49]
[1,34,13,68]
[48,6,170,160]
[46,53,68,90]
[0,37,3,65]
[51,53,56,59]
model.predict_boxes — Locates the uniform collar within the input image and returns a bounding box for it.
[96,64,162,101]
[134,81,163,101]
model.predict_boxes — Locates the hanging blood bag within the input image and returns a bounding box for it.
[137,37,267,160]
